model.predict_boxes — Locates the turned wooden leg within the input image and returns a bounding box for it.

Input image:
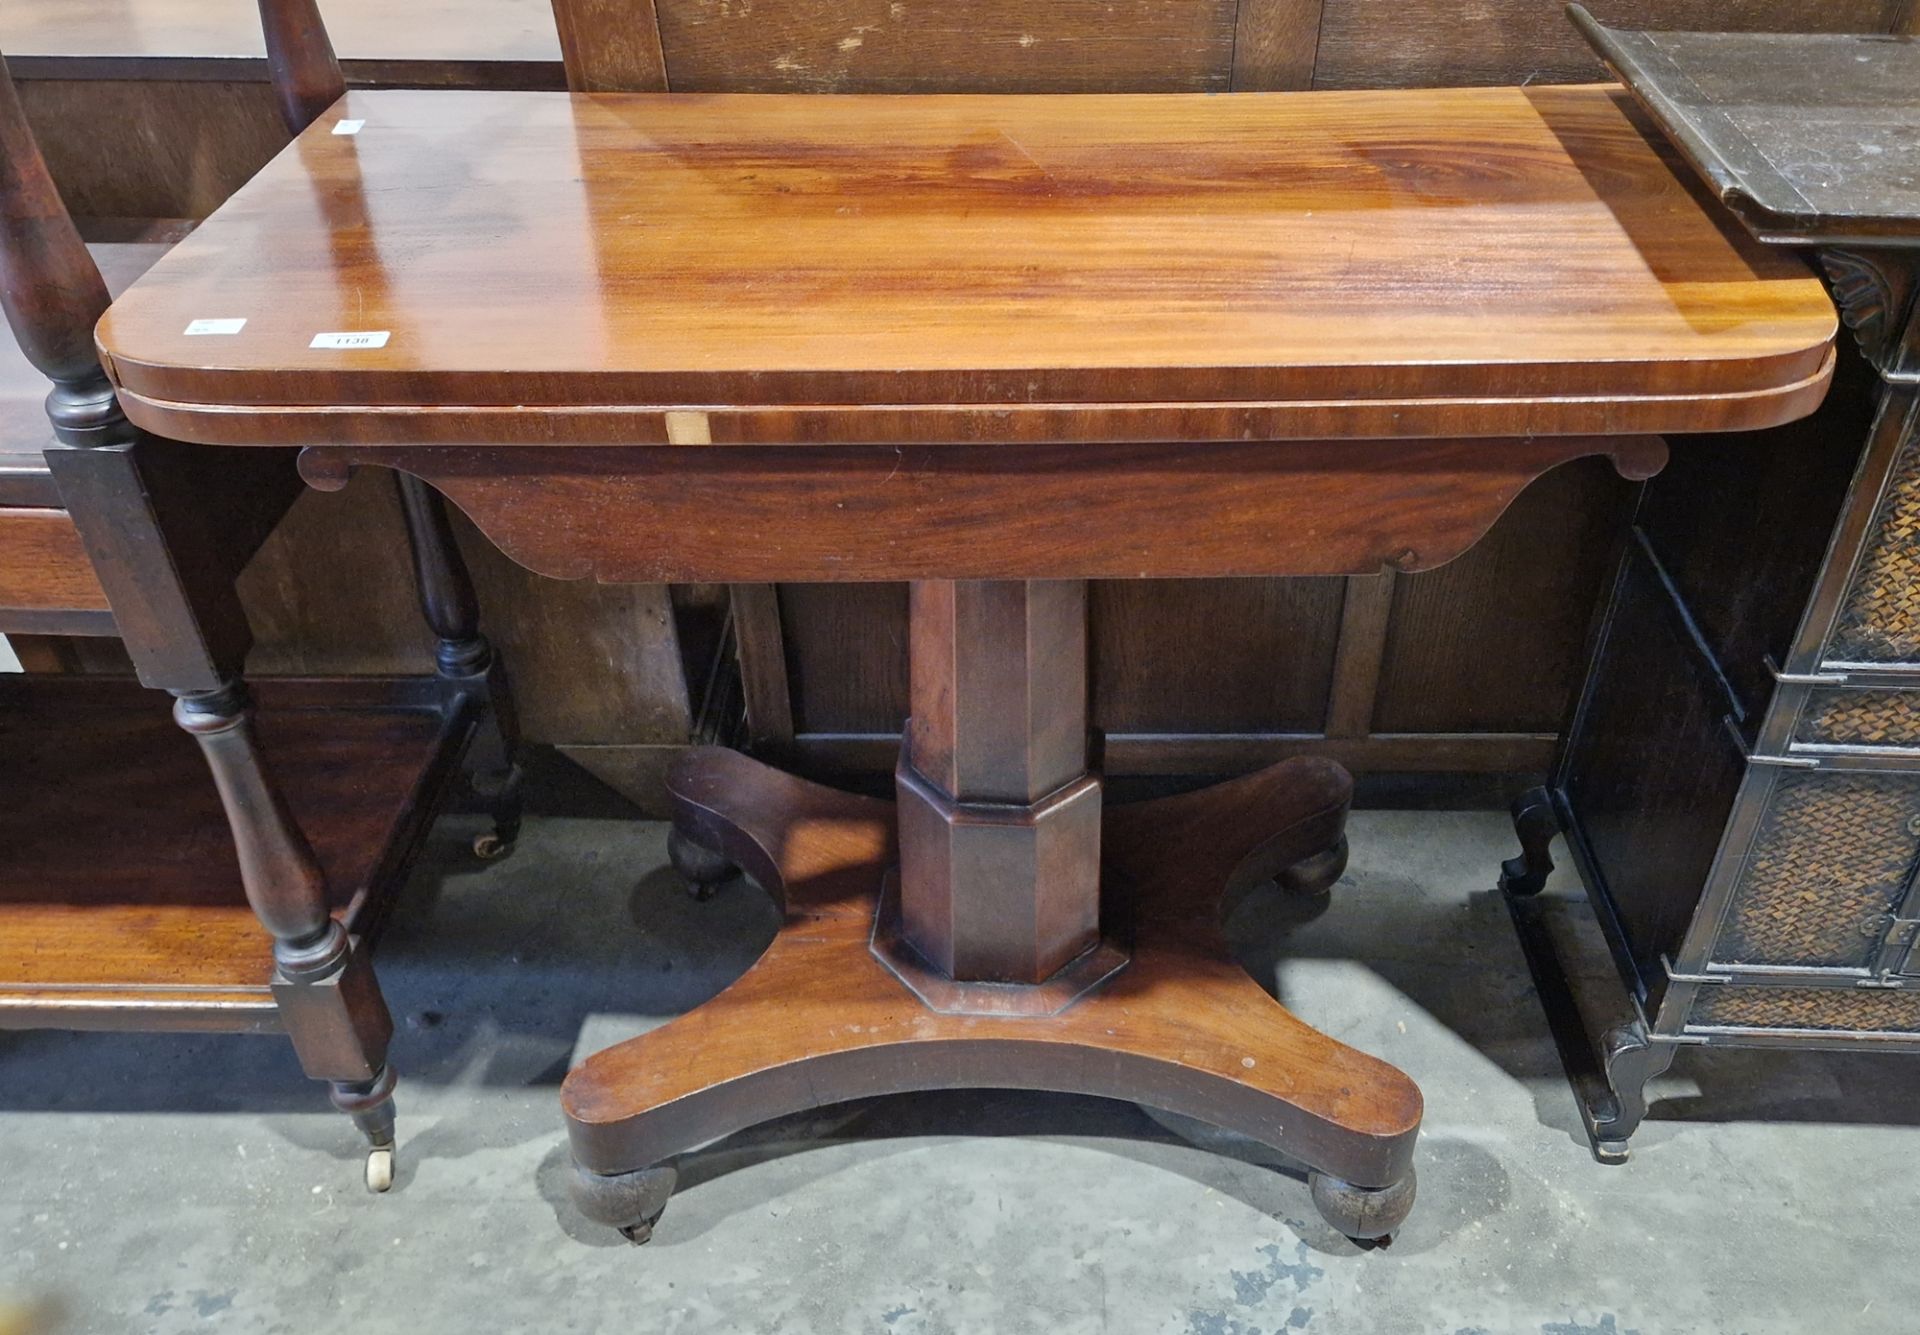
[174,681,399,1191]
[394,471,522,861]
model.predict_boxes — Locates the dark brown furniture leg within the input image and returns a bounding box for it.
[565,580,1422,1244]
[393,471,522,859]
[175,682,399,1191]
[1,46,408,1190]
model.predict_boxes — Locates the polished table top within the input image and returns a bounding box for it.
[96,85,1835,447]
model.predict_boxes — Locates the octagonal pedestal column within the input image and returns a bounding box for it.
[894,579,1103,985]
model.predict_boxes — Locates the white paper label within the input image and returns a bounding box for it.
[332,119,366,136]
[184,317,247,336]
[310,330,390,350]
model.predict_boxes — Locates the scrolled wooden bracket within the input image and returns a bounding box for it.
[297,446,355,491]
[1820,247,1919,384]
[1606,435,1669,481]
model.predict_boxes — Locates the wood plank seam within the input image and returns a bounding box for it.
[1324,573,1396,738]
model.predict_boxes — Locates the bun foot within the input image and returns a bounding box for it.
[1309,1167,1416,1245]
[571,1163,677,1244]
[1277,835,1348,900]
[668,826,738,901]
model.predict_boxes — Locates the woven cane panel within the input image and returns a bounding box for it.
[1717,771,1920,969]
[1796,688,1920,749]
[1829,433,1920,664]
[1692,986,1920,1034]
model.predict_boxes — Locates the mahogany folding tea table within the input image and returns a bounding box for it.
[92,85,1835,1242]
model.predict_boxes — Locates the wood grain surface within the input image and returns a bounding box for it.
[552,0,665,93]
[293,437,1664,583]
[97,85,1834,441]
[0,508,111,613]
[652,0,1238,93]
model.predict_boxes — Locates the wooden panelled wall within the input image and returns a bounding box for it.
[18,0,1915,809]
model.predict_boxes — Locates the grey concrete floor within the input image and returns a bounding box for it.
[4,769,1917,1334]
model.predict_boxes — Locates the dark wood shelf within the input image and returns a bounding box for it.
[0,675,476,1030]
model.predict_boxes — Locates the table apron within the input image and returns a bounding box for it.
[295,437,1665,583]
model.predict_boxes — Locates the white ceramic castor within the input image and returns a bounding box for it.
[472,830,512,860]
[365,1147,395,1193]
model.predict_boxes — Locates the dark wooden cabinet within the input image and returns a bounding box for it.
[1504,14,1920,1159]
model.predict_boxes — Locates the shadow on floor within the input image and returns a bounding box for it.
[6,761,1920,1174]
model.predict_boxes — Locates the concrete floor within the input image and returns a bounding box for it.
[4,766,1917,1334]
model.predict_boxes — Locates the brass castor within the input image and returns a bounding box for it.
[1308,1167,1415,1246]
[668,826,738,901]
[1278,835,1348,900]
[571,1163,677,1244]
[469,763,523,862]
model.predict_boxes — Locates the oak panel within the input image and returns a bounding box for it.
[1374,455,1629,733]
[554,0,666,92]
[20,79,285,220]
[654,0,1238,93]
[1091,578,1344,734]
[1231,0,1327,91]
[782,582,910,735]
